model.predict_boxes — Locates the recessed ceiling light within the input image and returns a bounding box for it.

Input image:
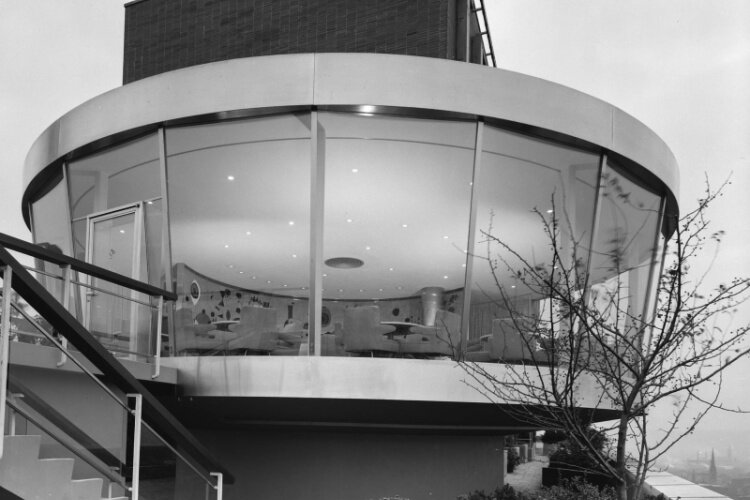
[346,218,353,223]
[246,231,252,236]
[359,289,365,292]
[227,175,235,181]
[288,221,295,226]
[239,271,245,274]
[283,284,288,287]
[443,235,449,239]
[443,275,448,279]
[292,254,297,258]
[266,280,272,284]
[388,267,394,271]
[402,224,408,228]
[378,288,384,292]
[322,273,328,277]
[325,257,364,269]
[365,246,371,251]
[338,289,344,292]
[511,285,517,289]
[224,244,229,248]
[119,229,125,234]
[352,168,359,173]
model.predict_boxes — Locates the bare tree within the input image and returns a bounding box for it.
[461,178,750,500]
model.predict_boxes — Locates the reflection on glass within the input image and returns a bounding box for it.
[166,114,311,355]
[68,134,160,219]
[588,161,662,352]
[318,113,474,357]
[468,126,600,361]
[87,210,151,359]
[31,176,73,304]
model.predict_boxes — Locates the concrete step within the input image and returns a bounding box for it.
[36,457,76,498]
[0,435,44,497]
[66,477,104,500]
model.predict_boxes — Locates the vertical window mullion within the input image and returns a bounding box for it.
[461,120,484,354]
[309,110,325,356]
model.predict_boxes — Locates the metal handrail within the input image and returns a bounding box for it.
[6,397,127,489]
[0,233,176,302]
[0,242,234,484]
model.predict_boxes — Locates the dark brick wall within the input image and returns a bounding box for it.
[123,0,458,83]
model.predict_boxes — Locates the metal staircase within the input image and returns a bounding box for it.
[0,233,232,499]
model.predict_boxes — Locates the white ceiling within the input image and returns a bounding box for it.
[165,113,601,301]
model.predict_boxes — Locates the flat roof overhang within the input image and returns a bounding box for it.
[22,53,678,224]
[162,356,620,432]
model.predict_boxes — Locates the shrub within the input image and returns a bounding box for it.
[507,447,522,473]
[463,484,529,500]
[548,428,608,473]
[540,430,567,444]
[531,478,616,500]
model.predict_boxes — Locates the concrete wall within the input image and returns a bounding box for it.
[124,0,453,83]
[176,427,506,500]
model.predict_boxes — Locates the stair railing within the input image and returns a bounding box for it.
[0,232,175,379]
[0,238,233,498]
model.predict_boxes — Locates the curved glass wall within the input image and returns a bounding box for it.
[26,110,668,363]
[318,112,475,357]
[465,126,600,362]
[165,114,312,354]
[587,160,663,360]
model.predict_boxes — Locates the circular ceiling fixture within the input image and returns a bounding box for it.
[325,257,364,269]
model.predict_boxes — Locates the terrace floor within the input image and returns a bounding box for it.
[506,456,548,493]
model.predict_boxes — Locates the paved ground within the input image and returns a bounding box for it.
[505,456,548,493]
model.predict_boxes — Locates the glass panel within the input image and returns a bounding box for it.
[6,306,130,493]
[588,161,662,356]
[137,423,217,500]
[68,134,160,219]
[144,199,164,288]
[467,126,600,362]
[87,210,152,359]
[32,176,73,256]
[31,177,73,306]
[166,114,311,355]
[319,113,475,358]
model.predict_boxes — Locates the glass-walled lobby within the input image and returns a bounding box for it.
[27,109,667,363]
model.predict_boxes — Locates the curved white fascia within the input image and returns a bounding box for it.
[163,356,615,411]
[23,52,678,201]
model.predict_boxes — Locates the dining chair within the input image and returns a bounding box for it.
[342,306,398,355]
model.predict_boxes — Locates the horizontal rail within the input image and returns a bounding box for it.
[0,233,176,301]
[6,398,126,489]
[142,420,217,489]
[8,375,123,470]
[10,302,131,413]
[0,243,234,484]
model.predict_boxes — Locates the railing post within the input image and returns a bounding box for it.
[211,472,223,500]
[128,393,143,500]
[152,295,164,379]
[57,264,72,367]
[0,266,14,459]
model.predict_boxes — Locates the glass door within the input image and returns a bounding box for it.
[85,204,149,358]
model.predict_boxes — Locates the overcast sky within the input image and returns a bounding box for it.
[1,0,749,460]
